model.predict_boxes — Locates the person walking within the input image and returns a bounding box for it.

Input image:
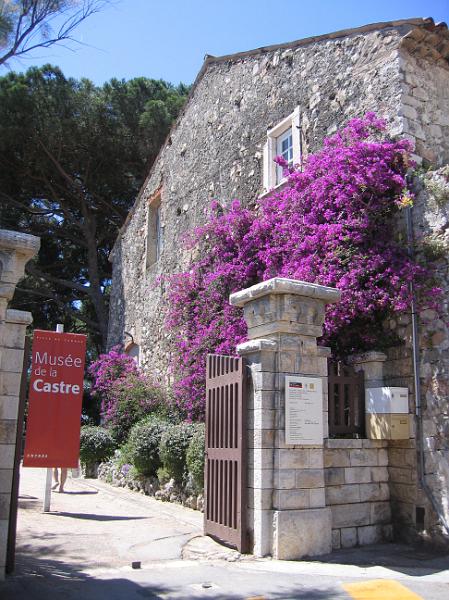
[52,468,67,492]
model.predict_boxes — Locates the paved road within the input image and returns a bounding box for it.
[1,467,449,599]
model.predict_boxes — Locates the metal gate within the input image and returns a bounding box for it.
[204,354,248,552]
[328,360,365,437]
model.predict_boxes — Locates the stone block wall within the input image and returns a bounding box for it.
[0,229,39,579]
[399,31,449,166]
[324,439,392,549]
[233,278,340,559]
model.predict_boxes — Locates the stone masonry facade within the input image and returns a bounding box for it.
[108,18,449,550]
[0,229,39,579]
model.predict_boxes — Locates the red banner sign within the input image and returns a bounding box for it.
[23,330,87,468]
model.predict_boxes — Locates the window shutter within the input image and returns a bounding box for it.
[263,140,270,192]
[292,107,301,168]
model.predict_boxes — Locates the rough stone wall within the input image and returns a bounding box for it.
[381,168,449,545]
[108,24,411,377]
[399,39,449,166]
[413,168,449,543]
[324,439,391,549]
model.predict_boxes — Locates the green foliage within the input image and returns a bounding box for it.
[186,424,205,491]
[421,235,448,261]
[156,466,171,485]
[106,374,164,444]
[159,423,197,483]
[424,168,449,207]
[79,426,115,466]
[122,415,168,476]
[0,65,189,352]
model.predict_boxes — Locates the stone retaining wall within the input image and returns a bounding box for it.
[324,439,392,549]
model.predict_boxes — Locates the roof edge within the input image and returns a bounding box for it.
[204,17,438,66]
[110,17,444,257]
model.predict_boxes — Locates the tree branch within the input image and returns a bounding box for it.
[0,1,110,68]
[15,285,101,333]
[26,262,92,296]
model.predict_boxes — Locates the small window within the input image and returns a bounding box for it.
[263,107,301,192]
[145,190,163,270]
[276,127,293,185]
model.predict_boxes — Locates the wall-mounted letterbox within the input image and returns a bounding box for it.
[365,387,410,440]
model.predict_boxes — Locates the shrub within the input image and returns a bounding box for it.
[106,374,164,444]
[159,422,197,482]
[88,346,140,415]
[79,426,115,467]
[186,424,205,491]
[123,415,168,476]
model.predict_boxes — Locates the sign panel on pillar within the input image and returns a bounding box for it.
[285,375,323,445]
[23,330,87,468]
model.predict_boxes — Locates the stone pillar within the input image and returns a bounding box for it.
[230,277,340,559]
[0,230,40,579]
[348,351,387,389]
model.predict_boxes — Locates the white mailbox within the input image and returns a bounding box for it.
[365,387,409,414]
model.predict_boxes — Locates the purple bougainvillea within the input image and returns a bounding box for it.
[89,345,140,398]
[89,346,163,441]
[166,114,439,421]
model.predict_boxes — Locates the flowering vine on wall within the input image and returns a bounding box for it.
[166,114,439,421]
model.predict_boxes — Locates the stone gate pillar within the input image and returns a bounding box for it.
[0,229,40,579]
[230,277,341,559]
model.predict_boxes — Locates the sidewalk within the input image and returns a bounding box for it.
[1,466,449,599]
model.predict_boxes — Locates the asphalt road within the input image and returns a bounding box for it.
[1,467,449,599]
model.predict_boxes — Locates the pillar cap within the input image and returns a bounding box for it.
[347,351,387,364]
[6,309,33,325]
[236,338,278,355]
[0,229,40,256]
[230,277,341,308]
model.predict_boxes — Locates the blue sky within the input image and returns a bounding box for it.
[1,0,448,85]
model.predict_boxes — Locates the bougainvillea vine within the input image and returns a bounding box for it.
[166,114,439,421]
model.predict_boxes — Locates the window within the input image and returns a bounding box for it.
[263,107,301,192]
[145,189,163,270]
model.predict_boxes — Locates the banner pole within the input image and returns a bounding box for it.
[43,323,64,512]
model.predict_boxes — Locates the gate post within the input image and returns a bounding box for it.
[230,277,340,559]
[0,230,40,579]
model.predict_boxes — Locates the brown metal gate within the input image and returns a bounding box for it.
[328,360,365,437]
[204,354,248,553]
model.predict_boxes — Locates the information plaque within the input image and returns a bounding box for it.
[285,375,323,445]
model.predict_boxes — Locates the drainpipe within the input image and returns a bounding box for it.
[405,199,449,536]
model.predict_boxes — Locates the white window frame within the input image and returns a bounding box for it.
[263,107,301,192]
[145,190,163,271]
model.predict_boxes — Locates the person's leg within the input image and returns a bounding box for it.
[52,468,59,490]
[59,468,68,492]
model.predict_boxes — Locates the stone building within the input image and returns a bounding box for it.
[108,18,449,552]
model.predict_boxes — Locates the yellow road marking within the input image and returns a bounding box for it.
[343,579,423,600]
